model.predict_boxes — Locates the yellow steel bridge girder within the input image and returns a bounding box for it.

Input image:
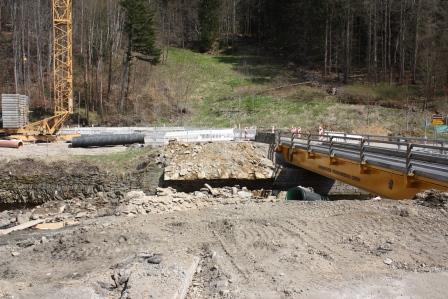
[276,144,448,200]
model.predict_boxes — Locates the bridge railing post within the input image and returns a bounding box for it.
[307,133,312,152]
[329,136,334,157]
[406,143,414,175]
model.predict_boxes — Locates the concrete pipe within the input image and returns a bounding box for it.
[71,134,145,148]
[0,139,24,149]
[286,186,327,201]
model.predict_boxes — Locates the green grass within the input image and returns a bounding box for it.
[343,83,420,101]
[146,47,428,135]
[75,147,155,173]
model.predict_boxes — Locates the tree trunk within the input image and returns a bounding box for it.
[412,0,421,84]
[324,18,329,78]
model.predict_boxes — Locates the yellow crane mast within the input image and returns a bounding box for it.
[1,0,73,140]
[53,0,74,117]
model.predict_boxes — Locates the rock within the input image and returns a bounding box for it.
[392,205,418,217]
[146,254,162,264]
[75,212,88,219]
[0,218,11,228]
[112,268,131,289]
[11,251,20,257]
[16,212,32,225]
[254,172,266,179]
[237,191,252,199]
[383,258,393,265]
[377,243,393,254]
[125,190,145,200]
[204,184,217,196]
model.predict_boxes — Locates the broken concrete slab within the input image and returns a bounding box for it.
[35,222,65,230]
[0,219,45,236]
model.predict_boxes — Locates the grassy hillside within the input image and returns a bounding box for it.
[146,47,436,136]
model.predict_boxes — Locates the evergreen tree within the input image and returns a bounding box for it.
[121,0,160,63]
[198,0,221,52]
[120,0,160,111]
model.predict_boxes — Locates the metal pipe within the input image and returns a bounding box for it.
[0,139,23,149]
[71,134,145,148]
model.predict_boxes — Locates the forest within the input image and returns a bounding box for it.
[0,0,447,127]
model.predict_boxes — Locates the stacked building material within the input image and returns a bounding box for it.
[1,94,29,129]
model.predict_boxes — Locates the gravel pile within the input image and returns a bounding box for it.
[162,141,274,181]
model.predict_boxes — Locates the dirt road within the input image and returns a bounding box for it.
[1,198,447,298]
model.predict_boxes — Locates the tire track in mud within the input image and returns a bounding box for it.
[300,205,448,271]
[276,218,342,260]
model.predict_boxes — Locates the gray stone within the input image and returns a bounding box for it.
[237,191,252,199]
[16,212,32,224]
[383,258,393,265]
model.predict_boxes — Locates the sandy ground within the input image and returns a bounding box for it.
[0,143,128,161]
[0,199,447,299]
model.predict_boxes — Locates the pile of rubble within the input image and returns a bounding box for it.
[0,186,280,234]
[161,141,275,181]
[0,193,117,232]
[118,186,280,216]
[414,189,448,208]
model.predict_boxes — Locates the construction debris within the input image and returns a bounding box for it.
[35,222,65,230]
[163,141,274,181]
[118,186,280,216]
[414,189,448,208]
[0,219,44,235]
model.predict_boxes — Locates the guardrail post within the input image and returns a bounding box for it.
[290,132,295,148]
[329,136,334,157]
[406,143,414,176]
[360,138,366,164]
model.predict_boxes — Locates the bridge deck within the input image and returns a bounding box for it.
[273,133,448,200]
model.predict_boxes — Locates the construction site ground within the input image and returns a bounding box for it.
[0,142,447,299]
